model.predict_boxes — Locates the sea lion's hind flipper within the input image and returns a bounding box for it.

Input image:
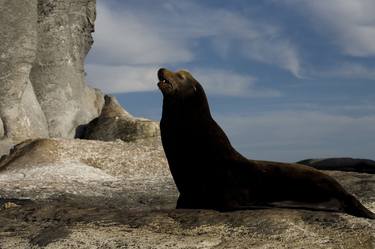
[342,194,375,219]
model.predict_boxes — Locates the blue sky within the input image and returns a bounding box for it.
[85,0,375,162]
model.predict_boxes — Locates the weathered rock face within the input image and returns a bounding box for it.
[0,138,374,248]
[30,0,104,138]
[79,95,160,141]
[0,0,104,143]
[0,0,49,140]
[0,117,3,138]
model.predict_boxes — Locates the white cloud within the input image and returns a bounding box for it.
[281,0,375,57]
[216,111,375,162]
[191,69,281,97]
[90,1,193,65]
[85,64,281,97]
[317,63,375,79]
[85,0,297,94]
[85,64,158,93]
[86,0,302,95]
[159,3,302,77]
[241,39,301,78]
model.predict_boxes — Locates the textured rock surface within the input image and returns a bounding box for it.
[30,0,104,138]
[0,117,3,138]
[80,95,160,141]
[0,0,104,144]
[0,138,13,160]
[0,138,175,208]
[0,138,374,248]
[0,0,49,140]
[298,158,375,174]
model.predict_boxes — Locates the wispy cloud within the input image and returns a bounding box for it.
[89,2,193,65]
[217,111,375,162]
[191,69,281,97]
[86,64,281,97]
[156,2,302,77]
[85,64,157,93]
[315,63,375,80]
[86,0,301,94]
[85,1,375,162]
[281,0,375,57]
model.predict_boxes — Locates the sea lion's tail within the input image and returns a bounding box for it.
[342,194,375,219]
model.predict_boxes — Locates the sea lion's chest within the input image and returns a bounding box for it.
[161,115,213,160]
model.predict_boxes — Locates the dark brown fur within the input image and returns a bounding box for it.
[157,68,375,219]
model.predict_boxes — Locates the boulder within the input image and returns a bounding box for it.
[79,95,160,141]
[0,138,374,248]
[298,158,375,174]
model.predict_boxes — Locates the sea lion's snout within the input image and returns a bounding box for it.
[157,68,172,84]
[157,68,174,94]
[158,68,166,81]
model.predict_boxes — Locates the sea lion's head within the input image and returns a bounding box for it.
[157,68,200,98]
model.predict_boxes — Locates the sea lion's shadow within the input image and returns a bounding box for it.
[165,207,344,231]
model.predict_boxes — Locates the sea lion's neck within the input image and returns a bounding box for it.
[162,94,212,121]
[161,95,241,160]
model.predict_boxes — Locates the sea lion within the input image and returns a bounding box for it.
[157,68,375,219]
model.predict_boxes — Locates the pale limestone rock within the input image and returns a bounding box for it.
[30,0,104,138]
[0,0,103,145]
[0,0,161,149]
[0,0,49,140]
[0,138,175,205]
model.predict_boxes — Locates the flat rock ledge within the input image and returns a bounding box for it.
[298,158,375,174]
[0,138,374,249]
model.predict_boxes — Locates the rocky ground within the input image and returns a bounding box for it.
[0,138,374,249]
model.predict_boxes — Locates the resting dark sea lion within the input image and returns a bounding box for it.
[157,68,375,219]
